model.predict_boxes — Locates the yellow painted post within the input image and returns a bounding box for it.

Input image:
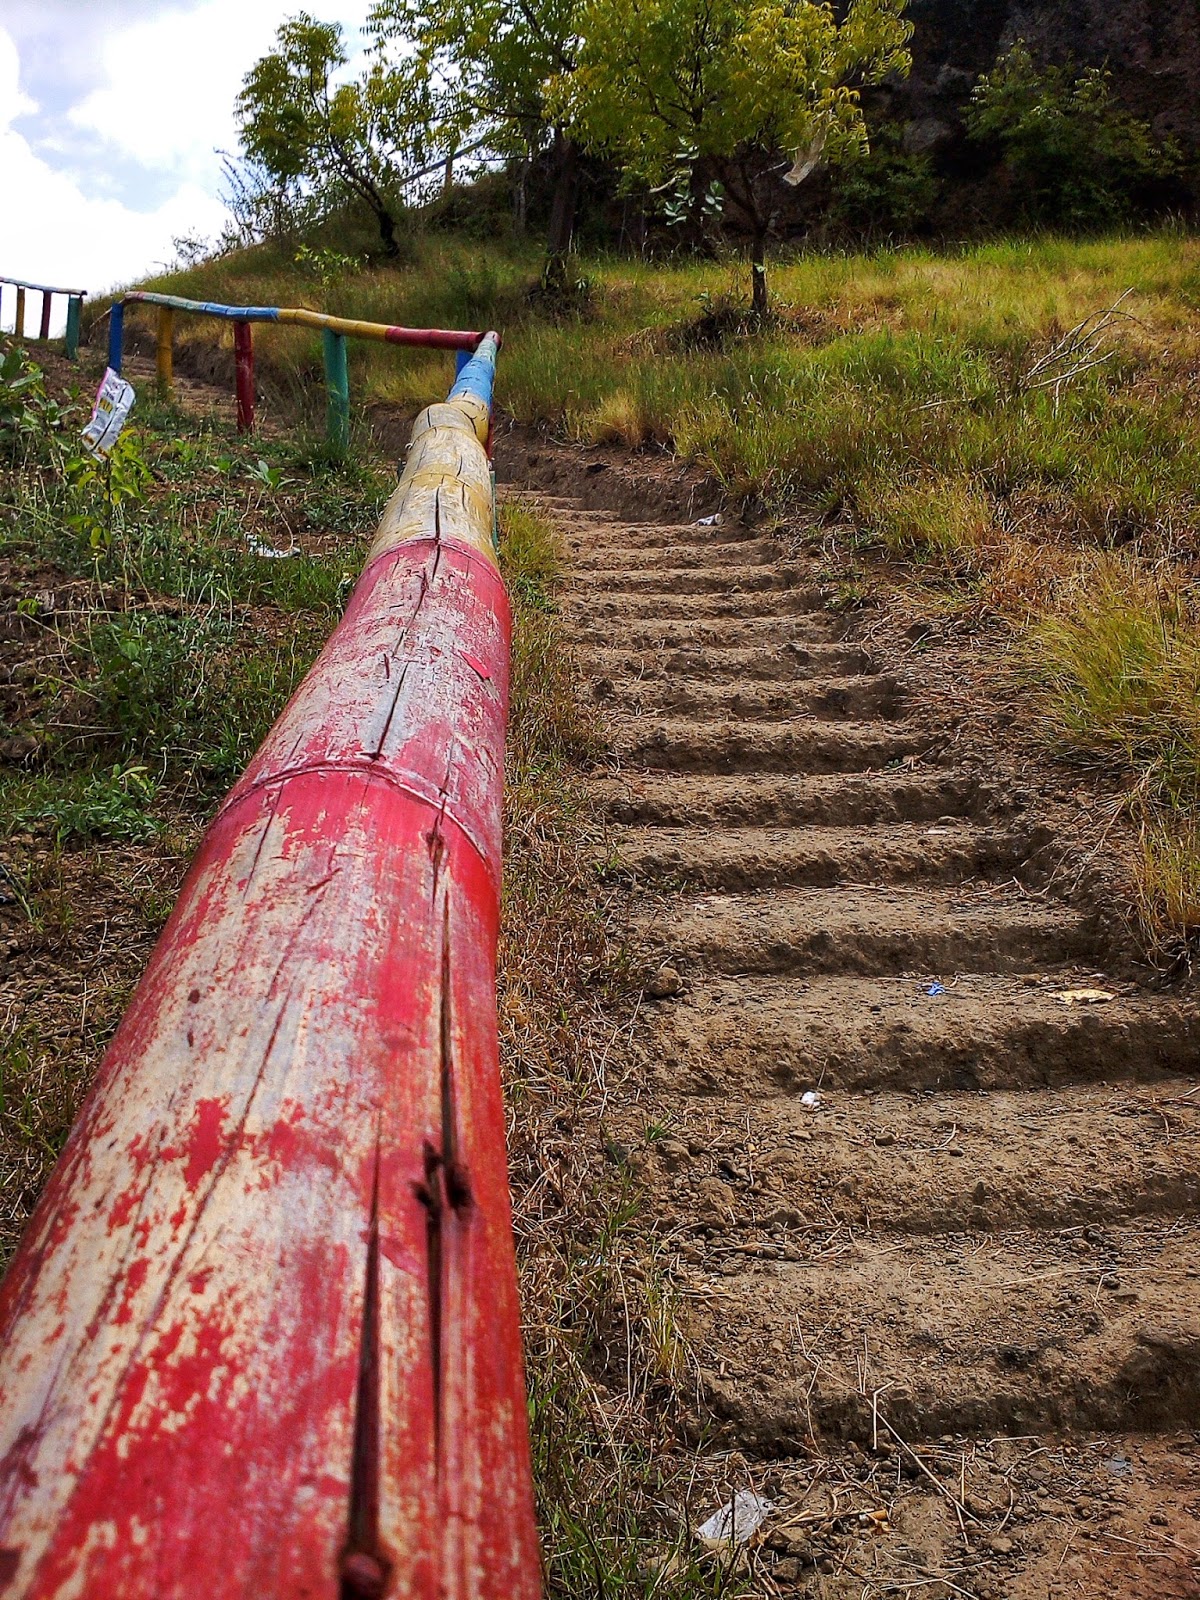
[14,287,25,340]
[156,306,175,398]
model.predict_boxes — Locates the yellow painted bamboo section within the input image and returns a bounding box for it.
[14,288,25,340]
[367,397,495,566]
[156,306,175,397]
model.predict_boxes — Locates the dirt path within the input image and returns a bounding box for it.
[514,477,1200,1597]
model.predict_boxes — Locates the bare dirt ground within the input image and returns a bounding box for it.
[496,428,1200,1599]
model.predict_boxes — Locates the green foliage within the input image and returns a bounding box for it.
[8,766,161,847]
[966,42,1180,228]
[294,242,366,285]
[369,0,577,151]
[548,0,912,309]
[0,345,68,465]
[828,122,939,238]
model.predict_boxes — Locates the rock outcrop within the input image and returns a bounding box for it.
[895,0,1200,146]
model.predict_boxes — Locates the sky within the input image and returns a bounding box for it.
[0,0,370,323]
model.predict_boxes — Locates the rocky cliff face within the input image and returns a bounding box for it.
[894,0,1200,146]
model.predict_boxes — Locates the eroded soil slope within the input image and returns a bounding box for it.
[503,446,1200,1597]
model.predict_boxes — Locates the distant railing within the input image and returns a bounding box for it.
[112,292,487,452]
[1,276,86,359]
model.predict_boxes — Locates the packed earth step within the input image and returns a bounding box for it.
[681,1219,1200,1442]
[600,820,1045,891]
[640,885,1101,976]
[590,672,905,722]
[501,469,1200,1596]
[636,971,1200,1093]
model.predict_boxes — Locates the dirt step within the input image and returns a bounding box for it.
[557,520,752,550]
[568,589,828,622]
[603,822,1042,891]
[569,539,777,572]
[593,674,904,723]
[643,886,1099,976]
[636,973,1200,1092]
[570,564,807,597]
[577,640,878,683]
[636,1079,1200,1235]
[611,718,932,774]
[572,614,850,649]
[682,1221,1200,1444]
[591,771,988,828]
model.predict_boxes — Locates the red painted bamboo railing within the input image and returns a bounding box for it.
[0,334,541,1598]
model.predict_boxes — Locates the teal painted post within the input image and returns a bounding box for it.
[65,296,82,361]
[322,327,350,454]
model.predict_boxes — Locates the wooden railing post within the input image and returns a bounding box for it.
[13,286,25,341]
[38,291,51,342]
[65,296,81,360]
[108,299,125,374]
[233,320,255,432]
[156,305,175,398]
[323,326,350,453]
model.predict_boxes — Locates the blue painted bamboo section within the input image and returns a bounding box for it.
[108,301,125,374]
[124,292,282,322]
[450,333,499,412]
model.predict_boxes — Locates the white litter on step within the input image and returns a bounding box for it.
[800,1090,822,1111]
[697,1490,775,1547]
[695,513,723,526]
[1057,988,1116,1006]
[246,535,300,559]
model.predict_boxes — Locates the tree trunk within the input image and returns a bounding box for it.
[750,228,769,318]
[514,153,529,236]
[545,130,579,282]
[374,200,399,259]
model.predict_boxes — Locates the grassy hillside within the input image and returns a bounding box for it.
[133,230,1200,956]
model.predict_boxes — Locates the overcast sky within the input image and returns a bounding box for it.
[0,0,370,308]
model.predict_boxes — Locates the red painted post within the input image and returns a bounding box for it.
[38,291,51,342]
[0,337,539,1599]
[234,318,254,432]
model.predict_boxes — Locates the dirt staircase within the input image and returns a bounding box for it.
[524,485,1200,1597]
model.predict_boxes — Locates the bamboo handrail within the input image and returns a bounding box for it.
[0,332,540,1598]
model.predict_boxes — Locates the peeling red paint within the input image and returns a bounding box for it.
[0,388,539,1597]
[182,1099,229,1190]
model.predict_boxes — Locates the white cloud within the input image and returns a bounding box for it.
[0,27,228,311]
[0,25,36,124]
[69,0,369,186]
[0,4,370,313]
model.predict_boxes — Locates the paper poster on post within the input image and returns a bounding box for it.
[81,369,136,459]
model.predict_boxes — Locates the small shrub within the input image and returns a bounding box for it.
[967,43,1181,229]
[828,124,940,238]
[9,766,161,847]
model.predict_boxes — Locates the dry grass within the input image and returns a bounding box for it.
[1026,555,1200,961]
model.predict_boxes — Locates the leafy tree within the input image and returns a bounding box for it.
[548,0,912,314]
[966,42,1180,229]
[367,0,583,269]
[237,14,433,258]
